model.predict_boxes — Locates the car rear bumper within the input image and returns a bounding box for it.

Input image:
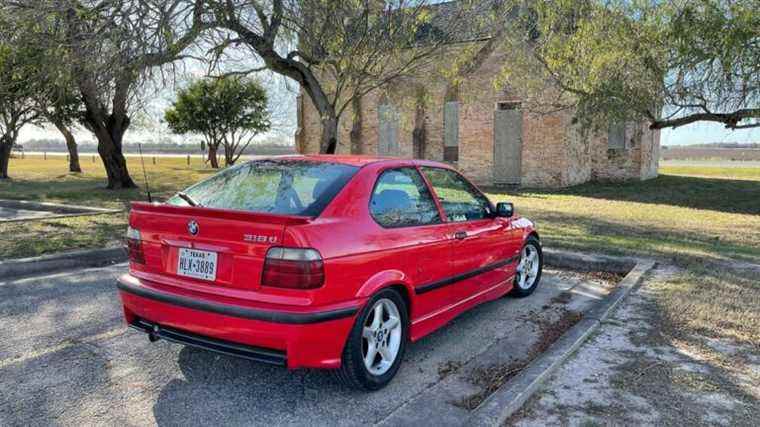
[117,274,362,369]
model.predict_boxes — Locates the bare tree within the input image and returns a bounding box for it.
[201,0,481,153]
[10,0,211,188]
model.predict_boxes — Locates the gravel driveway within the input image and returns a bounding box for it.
[0,263,613,426]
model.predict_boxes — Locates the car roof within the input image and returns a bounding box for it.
[258,154,453,169]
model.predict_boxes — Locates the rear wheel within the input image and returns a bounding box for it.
[335,288,408,391]
[509,236,543,297]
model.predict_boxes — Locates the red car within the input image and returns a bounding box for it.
[118,156,542,390]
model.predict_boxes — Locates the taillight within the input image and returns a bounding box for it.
[262,247,324,289]
[125,226,145,264]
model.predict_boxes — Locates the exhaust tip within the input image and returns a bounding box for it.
[149,324,160,342]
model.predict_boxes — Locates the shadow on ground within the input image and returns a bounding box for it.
[486,174,760,216]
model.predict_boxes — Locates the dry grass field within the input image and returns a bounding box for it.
[662,146,760,162]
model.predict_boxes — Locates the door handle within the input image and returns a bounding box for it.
[454,231,467,240]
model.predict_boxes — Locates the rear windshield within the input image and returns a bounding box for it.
[166,159,359,216]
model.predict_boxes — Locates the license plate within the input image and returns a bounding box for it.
[177,248,217,281]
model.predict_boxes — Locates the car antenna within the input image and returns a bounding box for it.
[137,142,153,203]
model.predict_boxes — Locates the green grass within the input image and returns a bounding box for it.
[0,155,217,259]
[485,173,760,265]
[2,156,759,269]
[0,154,216,208]
[661,163,760,181]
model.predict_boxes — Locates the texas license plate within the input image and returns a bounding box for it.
[177,248,217,281]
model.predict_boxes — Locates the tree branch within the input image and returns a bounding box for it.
[649,108,760,130]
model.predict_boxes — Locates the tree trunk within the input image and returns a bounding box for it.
[413,103,427,159]
[350,96,363,155]
[53,122,82,173]
[97,141,135,189]
[0,135,12,179]
[321,114,339,154]
[82,110,137,189]
[208,144,220,168]
[223,143,234,166]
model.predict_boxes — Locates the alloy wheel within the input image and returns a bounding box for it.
[516,243,540,290]
[361,298,402,376]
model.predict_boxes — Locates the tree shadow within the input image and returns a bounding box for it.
[526,210,760,264]
[486,174,760,216]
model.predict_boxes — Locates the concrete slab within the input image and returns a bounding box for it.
[0,199,121,223]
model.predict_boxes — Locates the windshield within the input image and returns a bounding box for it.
[166,159,359,216]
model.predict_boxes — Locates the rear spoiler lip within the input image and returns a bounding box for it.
[130,202,313,225]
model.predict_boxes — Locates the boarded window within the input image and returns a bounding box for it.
[608,122,626,150]
[443,101,459,161]
[378,104,400,156]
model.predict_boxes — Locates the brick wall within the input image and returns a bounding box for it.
[589,122,660,182]
[297,42,659,188]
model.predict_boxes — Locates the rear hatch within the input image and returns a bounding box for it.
[126,159,359,292]
[129,202,310,290]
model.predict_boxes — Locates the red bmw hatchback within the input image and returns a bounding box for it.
[118,155,542,390]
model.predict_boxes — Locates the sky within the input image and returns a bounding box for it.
[21,97,759,147]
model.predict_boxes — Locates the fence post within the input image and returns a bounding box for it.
[92,155,95,163]
[187,154,190,167]
[152,156,156,165]
[44,152,47,160]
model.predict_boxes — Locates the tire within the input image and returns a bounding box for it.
[509,236,543,298]
[334,288,409,391]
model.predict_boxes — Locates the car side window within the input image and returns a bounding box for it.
[370,168,441,228]
[421,167,492,222]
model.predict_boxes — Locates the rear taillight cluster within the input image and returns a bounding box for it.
[262,247,324,289]
[125,226,145,264]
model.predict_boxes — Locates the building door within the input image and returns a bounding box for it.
[378,104,400,156]
[493,103,523,184]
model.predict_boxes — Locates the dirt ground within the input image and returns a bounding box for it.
[508,265,760,426]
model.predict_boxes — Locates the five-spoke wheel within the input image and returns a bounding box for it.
[510,236,543,297]
[336,288,408,390]
[361,298,402,375]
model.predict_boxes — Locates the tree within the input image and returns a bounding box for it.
[43,88,83,173]
[0,21,41,179]
[202,0,479,153]
[32,51,85,173]
[10,0,210,188]
[165,77,271,167]
[495,0,759,131]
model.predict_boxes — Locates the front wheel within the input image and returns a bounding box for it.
[335,288,408,391]
[509,236,543,297]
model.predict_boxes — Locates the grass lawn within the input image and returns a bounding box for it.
[0,154,216,259]
[1,155,759,264]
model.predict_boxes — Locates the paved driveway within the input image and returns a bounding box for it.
[0,264,612,426]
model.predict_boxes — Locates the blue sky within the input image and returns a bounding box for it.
[661,122,760,146]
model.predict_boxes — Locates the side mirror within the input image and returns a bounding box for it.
[495,202,514,218]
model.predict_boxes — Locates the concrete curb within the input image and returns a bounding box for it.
[466,259,656,426]
[0,199,122,223]
[0,247,127,279]
[543,248,638,275]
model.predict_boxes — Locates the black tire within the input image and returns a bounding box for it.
[509,236,543,298]
[334,288,409,391]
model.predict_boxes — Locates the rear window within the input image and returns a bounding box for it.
[166,159,359,216]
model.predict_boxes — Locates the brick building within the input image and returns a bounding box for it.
[294,3,659,188]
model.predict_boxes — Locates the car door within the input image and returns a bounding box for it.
[368,167,453,321]
[420,167,522,302]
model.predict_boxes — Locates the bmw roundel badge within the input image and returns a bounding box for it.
[188,220,199,236]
